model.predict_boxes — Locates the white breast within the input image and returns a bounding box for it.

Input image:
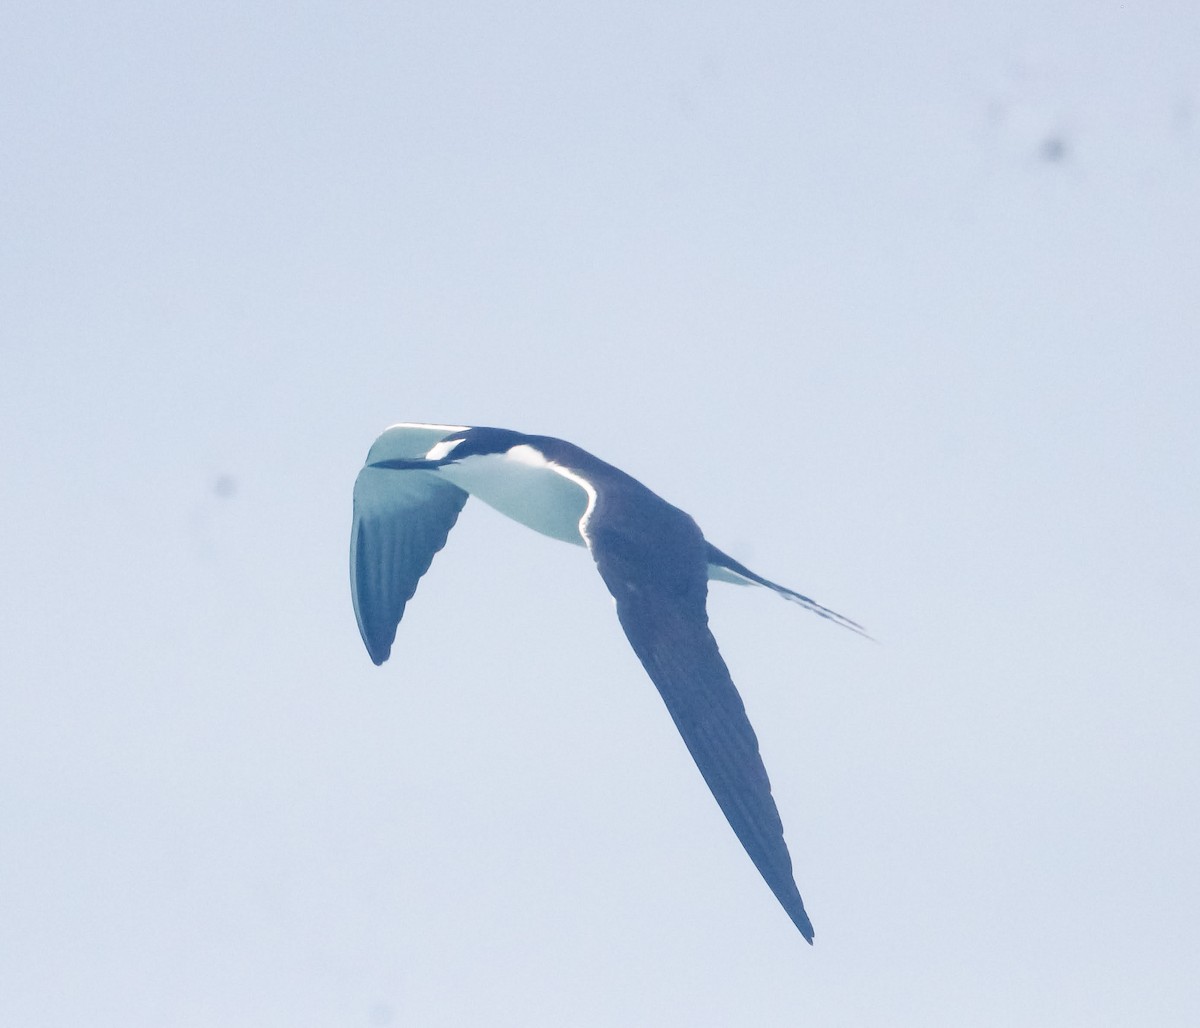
[436,445,590,546]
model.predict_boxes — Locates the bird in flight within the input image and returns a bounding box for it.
[350,423,864,943]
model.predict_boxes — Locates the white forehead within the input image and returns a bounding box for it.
[426,437,467,461]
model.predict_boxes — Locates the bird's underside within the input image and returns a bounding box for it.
[351,422,864,942]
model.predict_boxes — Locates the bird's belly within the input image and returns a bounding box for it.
[439,454,589,546]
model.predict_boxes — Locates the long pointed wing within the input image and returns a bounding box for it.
[587,513,815,941]
[350,425,470,664]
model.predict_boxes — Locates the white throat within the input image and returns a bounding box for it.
[436,445,591,546]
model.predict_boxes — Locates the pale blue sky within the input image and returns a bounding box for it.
[2,2,1198,1025]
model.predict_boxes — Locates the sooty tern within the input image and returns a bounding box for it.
[350,423,864,942]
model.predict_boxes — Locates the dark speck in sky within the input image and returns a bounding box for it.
[1039,135,1067,162]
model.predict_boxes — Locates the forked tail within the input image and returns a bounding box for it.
[705,543,871,639]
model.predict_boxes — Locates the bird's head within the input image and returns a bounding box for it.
[368,426,529,470]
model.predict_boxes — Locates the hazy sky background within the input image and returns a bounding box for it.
[3,2,1198,1025]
